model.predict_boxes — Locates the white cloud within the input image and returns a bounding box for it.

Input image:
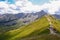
[15,0,42,13]
[0,0,60,14]
[0,0,42,14]
[0,1,20,14]
[46,0,60,14]
[14,0,60,14]
[0,2,9,14]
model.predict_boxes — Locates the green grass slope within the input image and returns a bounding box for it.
[49,16,60,33]
[0,16,49,40]
[0,15,60,40]
[46,15,60,32]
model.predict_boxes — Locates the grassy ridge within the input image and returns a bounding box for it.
[0,15,60,40]
[0,16,49,40]
[8,16,49,40]
[51,17,60,32]
[47,15,60,32]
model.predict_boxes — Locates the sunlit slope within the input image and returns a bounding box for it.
[0,16,49,40]
[50,16,60,32]
[0,15,60,40]
[53,19,60,32]
[45,15,60,33]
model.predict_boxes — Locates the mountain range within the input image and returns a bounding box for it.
[0,13,60,40]
[0,10,47,26]
[0,10,47,34]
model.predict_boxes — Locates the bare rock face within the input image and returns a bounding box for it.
[0,10,47,26]
[0,14,17,26]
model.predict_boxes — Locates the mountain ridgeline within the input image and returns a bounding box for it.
[0,10,60,40]
[0,10,47,26]
[0,10,47,35]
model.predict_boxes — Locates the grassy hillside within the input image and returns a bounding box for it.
[0,15,60,40]
[0,16,50,40]
[0,19,24,35]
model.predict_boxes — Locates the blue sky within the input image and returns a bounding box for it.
[0,0,50,5]
[0,0,15,4]
[29,0,50,5]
